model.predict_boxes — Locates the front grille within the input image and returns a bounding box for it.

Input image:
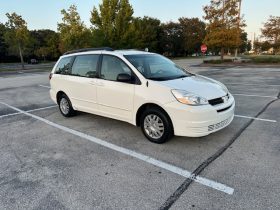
[208,94,230,106]
[208,117,231,132]
[208,97,224,106]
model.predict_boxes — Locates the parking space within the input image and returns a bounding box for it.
[0,114,186,209]
[0,63,279,209]
[171,111,280,209]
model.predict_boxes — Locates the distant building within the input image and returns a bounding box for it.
[267,47,274,54]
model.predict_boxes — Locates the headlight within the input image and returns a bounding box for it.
[171,90,208,106]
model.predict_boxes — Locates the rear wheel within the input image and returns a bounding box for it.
[140,108,173,144]
[58,94,75,117]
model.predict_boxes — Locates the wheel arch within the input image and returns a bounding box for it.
[135,103,173,129]
[56,91,67,104]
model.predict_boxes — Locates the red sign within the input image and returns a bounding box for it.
[201,44,207,53]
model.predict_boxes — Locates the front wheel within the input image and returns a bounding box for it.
[140,108,173,144]
[58,94,76,117]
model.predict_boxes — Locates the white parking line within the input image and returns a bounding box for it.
[0,112,19,118]
[0,101,234,195]
[0,105,57,119]
[232,93,278,99]
[235,115,277,123]
[226,83,280,87]
[39,85,50,89]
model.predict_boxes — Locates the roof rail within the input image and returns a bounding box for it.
[116,48,149,52]
[63,47,114,55]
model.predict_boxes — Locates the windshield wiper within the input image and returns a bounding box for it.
[147,75,188,81]
[174,75,189,79]
[146,77,168,81]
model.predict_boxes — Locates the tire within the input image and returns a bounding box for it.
[140,107,173,144]
[58,94,76,117]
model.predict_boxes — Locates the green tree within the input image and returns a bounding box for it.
[247,40,252,52]
[203,0,245,60]
[179,17,206,55]
[126,16,161,51]
[253,39,262,54]
[31,30,60,60]
[159,22,184,57]
[58,5,92,53]
[253,40,272,54]
[261,16,280,53]
[239,32,250,53]
[0,23,8,62]
[4,12,30,68]
[261,41,272,52]
[90,0,134,48]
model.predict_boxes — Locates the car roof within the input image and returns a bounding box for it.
[61,48,154,58]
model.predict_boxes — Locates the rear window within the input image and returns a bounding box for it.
[55,57,72,74]
[71,55,99,78]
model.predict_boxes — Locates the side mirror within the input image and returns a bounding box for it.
[117,73,132,83]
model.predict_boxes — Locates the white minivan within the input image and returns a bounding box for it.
[49,48,235,143]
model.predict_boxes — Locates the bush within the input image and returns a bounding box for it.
[251,56,280,63]
[203,59,233,64]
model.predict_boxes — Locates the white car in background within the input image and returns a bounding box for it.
[49,48,235,144]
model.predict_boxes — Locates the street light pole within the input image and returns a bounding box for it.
[235,0,242,58]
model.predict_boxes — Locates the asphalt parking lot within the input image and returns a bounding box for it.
[0,60,279,210]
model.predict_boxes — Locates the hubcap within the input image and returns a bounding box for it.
[60,98,69,115]
[144,114,164,139]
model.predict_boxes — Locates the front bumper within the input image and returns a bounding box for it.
[164,95,235,137]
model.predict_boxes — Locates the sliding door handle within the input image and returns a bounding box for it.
[89,81,96,85]
[96,81,104,86]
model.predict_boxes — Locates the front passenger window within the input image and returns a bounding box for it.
[71,55,99,78]
[101,55,131,81]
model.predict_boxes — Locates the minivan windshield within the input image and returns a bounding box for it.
[124,54,193,81]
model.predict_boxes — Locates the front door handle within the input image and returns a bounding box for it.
[91,79,104,86]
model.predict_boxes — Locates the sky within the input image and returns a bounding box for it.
[1,0,280,40]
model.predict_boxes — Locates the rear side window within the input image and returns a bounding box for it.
[71,55,99,78]
[55,57,72,74]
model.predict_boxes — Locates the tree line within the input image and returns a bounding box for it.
[0,0,278,65]
[254,16,280,54]
[0,3,208,64]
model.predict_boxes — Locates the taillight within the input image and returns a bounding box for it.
[49,73,53,80]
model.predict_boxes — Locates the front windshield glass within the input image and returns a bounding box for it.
[124,54,193,81]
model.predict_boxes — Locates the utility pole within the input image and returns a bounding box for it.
[234,0,242,59]
[253,32,255,51]
[221,0,225,60]
[18,43,25,69]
